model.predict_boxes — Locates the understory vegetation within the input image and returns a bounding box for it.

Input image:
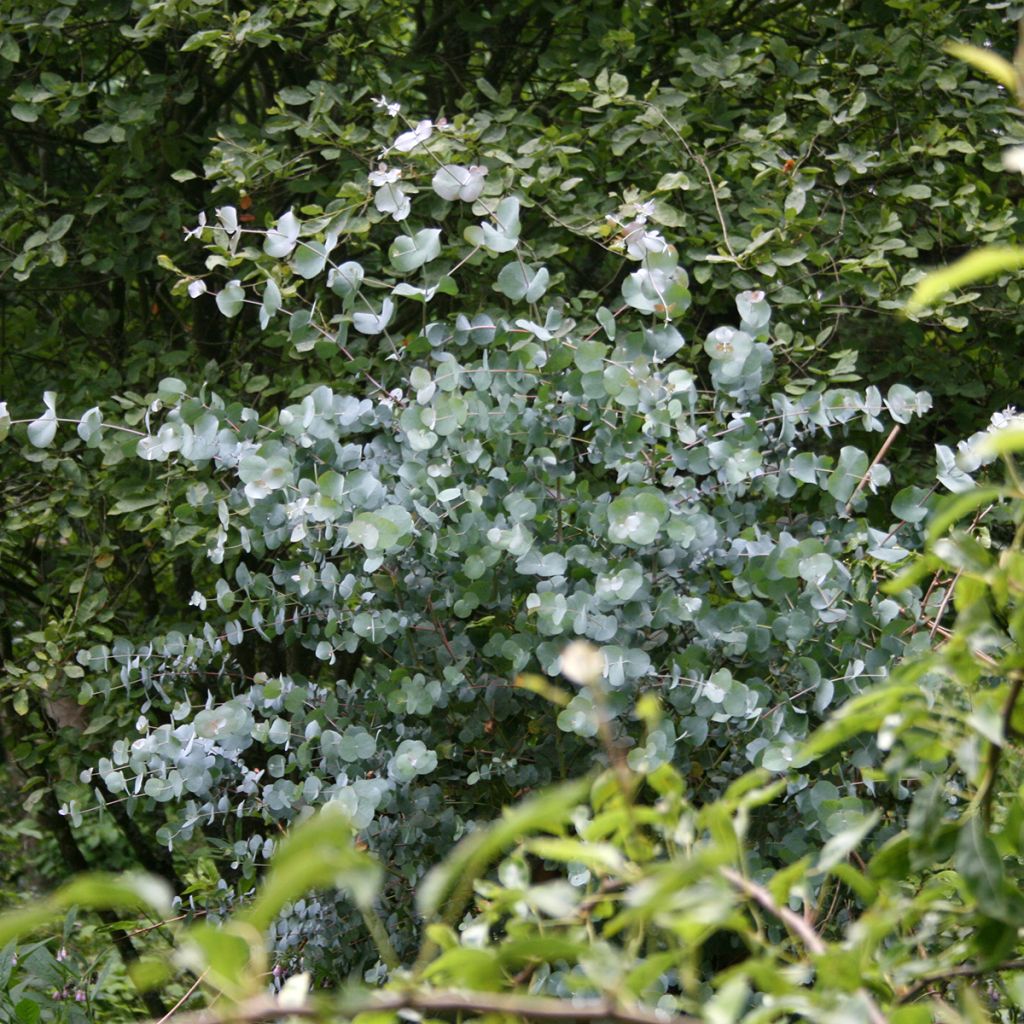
[4,1,1024,1021]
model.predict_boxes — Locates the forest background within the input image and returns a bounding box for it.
[5,0,1024,1021]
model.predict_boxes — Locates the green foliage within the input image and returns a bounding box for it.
[8,475,1024,1022]
[1,91,948,977]
[5,1,1024,1021]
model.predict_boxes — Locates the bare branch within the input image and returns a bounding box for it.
[156,989,701,1024]
[720,865,825,955]
[720,867,888,1024]
[844,424,901,515]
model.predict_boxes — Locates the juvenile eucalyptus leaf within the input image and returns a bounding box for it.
[352,297,394,335]
[432,164,488,202]
[495,262,549,302]
[27,391,58,448]
[264,210,300,258]
[328,261,364,300]
[215,280,245,318]
[389,228,442,273]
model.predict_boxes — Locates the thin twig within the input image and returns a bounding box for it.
[720,867,888,1024]
[720,866,824,955]
[641,103,736,260]
[424,596,457,661]
[927,571,960,643]
[156,970,208,1024]
[898,956,1024,1004]
[843,424,901,515]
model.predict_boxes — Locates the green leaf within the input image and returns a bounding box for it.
[927,485,1010,542]
[328,261,364,300]
[797,684,920,763]
[157,377,187,402]
[181,922,254,996]
[76,405,103,443]
[891,485,932,524]
[352,298,394,335]
[827,446,868,503]
[240,804,382,931]
[417,777,590,924]
[974,427,1024,460]
[525,837,626,875]
[0,873,172,947]
[956,816,1016,921]
[464,197,520,253]
[574,340,607,373]
[47,214,74,241]
[432,164,488,202]
[11,103,38,123]
[816,810,880,872]
[293,241,330,279]
[264,210,300,258]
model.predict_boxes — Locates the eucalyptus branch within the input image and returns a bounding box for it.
[7,416,147,437]
[157,989,701,1024]
[641,103,737,261]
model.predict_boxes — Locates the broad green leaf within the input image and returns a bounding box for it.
[927,485,1010,542]
[180,922,255,997]
[974,426,1024,460]
[417,777,590,923]
[0,873,171,947]
[797,684,920,762]
[525,837,626,875]
[241,804,381,930]
[956,816,1016,921]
